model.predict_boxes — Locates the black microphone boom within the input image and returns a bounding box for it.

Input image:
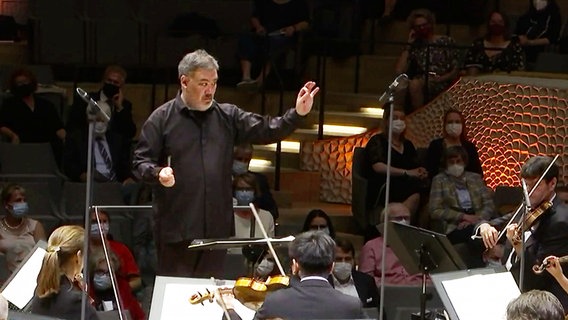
[378,73,409,108]
[76,87,111,121]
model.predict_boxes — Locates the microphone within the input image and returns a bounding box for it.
[75,87,111,121]
[521,178,532,210]
[378,74,409,107]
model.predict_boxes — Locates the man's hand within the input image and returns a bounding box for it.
[159,167,175,187]
[282,26,295,37]
[545,256,564,279]
[11,134,20,144]
[479,222,499,249]
[295,81,319,116]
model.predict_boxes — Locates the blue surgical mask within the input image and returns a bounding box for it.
[235,190,255,206]
[93,272,112,290]
[10,202,29,218]
[90,222,110,237]
[232,160,249,175]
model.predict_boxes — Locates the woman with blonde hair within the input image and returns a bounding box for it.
[31,225,100,320]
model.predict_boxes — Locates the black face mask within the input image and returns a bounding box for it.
[102,82,120,98]
[11,83,35,98]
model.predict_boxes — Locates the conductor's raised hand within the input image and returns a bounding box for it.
[295,81,319,116]
[159,167,175,187]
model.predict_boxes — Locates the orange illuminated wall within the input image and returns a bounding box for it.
[302,75,568,204]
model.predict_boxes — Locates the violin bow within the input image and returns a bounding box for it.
[211,277,232,320]
[493,154,559,243]
[249,203,286,276]
[93,207,127,320]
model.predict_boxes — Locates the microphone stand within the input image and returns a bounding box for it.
[76,88,111,320]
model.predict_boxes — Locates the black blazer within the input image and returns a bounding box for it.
[493,198,568,311]
[254,278,365,319]
[64,128,133,183]
[328,270,379,308]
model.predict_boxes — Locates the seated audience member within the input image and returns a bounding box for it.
[89,209,144,320]
[506,290,564,320]
[233,144,279,220]
[64,100,137,203]
[426,109,483,178]
[237,0,309,89]
[0,68,65,162]
[67,65,136,142]
[0,183,46,274]
[556,185,568,205]
[395,8,459,110]
[359,203,423,287]
[31,225,100,320]
[255,231,365,320]
[330,238,379,308]
[233,173,275,239]
[429,146,495,244]
[464,11,525,75]
[301,209,336,239]
[515,0,562,65]
[364,106,427,218]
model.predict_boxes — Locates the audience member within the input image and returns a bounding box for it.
[233,144,279,220]
[31,225,100,320]
[429,146,494,242]
[395,8,459,110]
[0,294,6,320]
[67,65,136,142]
[330,238,379,308]
[89,209,144,320]
[237,0,309,89]
[233,173,275,238]
[255,231,365,319]
[515,0,562,65]
[507,290,564,320]
[364,106,427,218]
[0,183,46,274]
[359,203,423,286]
[464,11,525,75]
[301,209,336,239]
[426,108,483,178]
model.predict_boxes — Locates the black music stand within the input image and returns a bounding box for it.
[386,222,466,320]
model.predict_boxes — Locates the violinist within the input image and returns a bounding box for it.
[254,231,365,320]
[31,225,100,320]
[543,256,568,296]
[476,156,568,311]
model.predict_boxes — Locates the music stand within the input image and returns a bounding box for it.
[386,222,466,320]
[187,236,294,250]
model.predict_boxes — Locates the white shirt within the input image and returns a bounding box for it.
[332,275,359,299]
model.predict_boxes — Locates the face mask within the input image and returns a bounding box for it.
[333,262,352,281]
[232,160,249,175]
[533,0,547,11]
[10,202,29,218]
[391,119,406,134]
[102,82,120,98]
[488,24,506,36]
[93,272,112,290]
[90,223,110,237]
[398,219,409,225]
[446,164,465,177]
[256,258,275,277]
[235,190,255,206]
[94,122,108,135]
[11,83,35,98]
[445,123,463,137]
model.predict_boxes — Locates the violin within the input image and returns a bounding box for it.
[532,255,568,274]
[511,201,553,246]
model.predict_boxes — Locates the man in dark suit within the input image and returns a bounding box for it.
[254,231,365,319]
[67,65,136,143]
[329,238,379,308]
[475,156,568,312]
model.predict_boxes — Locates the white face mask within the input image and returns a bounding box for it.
[446,164,465,177]
[445,123,462,137]
[391,119,406,134]
[333,262,352,281]
[232,160,249,175]
[533,0,548,11]
[256,258,275,277]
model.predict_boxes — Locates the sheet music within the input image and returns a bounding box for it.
[442,272,520,320]
[159,281,255,320]
[1,246,46,309]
